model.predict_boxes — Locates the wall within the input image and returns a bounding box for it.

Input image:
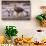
[0,0,46,41]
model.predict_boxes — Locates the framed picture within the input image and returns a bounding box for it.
[2,0,31,20]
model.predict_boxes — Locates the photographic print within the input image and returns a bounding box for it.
[2,0,31,20]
